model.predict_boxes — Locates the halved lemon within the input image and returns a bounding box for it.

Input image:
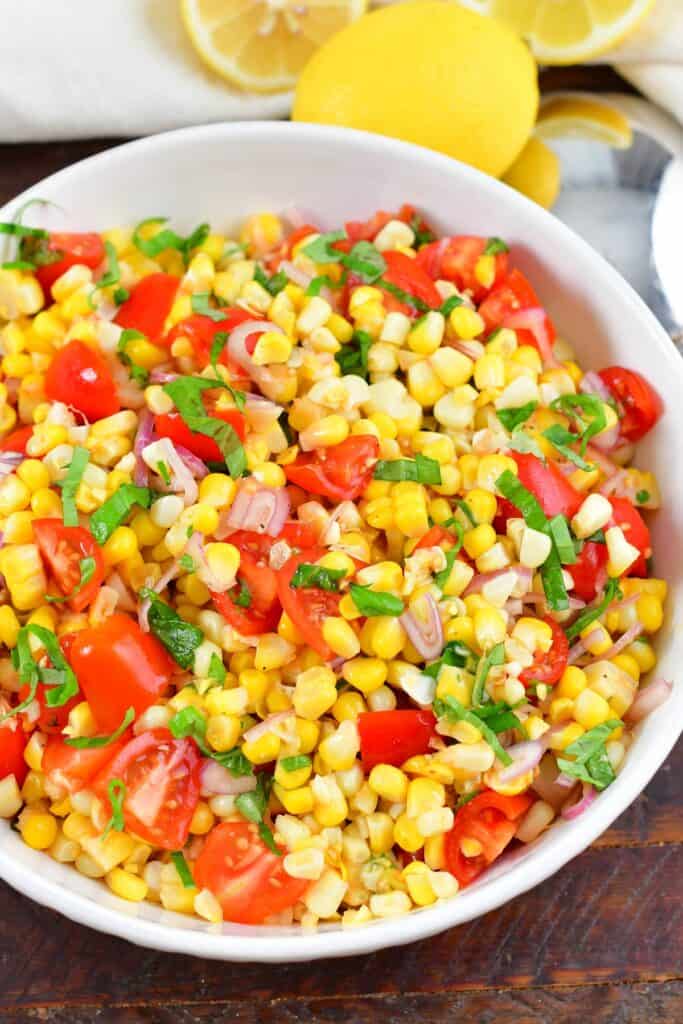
[181,0,366,94]
[457,0,656,65]
[536,94,633,149]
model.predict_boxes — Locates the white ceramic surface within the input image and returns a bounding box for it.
[0,123,681,962]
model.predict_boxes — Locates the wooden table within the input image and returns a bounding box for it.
[1,101,681,1021]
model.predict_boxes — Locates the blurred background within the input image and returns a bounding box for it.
[0,0,681,340]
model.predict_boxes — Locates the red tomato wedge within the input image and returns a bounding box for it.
[511,452,583,520]
[358,710,437,770]
[212,545,281,638]
[18,680,79,735]
[445,790,533,887]
[32,232,105,297]
[33,519,105,612]
[45,339,120,421]
[569,540,608,602]
[380,250,441,315]
[478,269,556,363]
[416,235,508,301]
[0,425,33,454]
[598,366,663,442]
[164,307,260,370]
[414,525,458,552]
[0,720,28,785]
[519,615,569,687]
[68,613,174,733]
[93,729,201,850]
[194,821,309,924]
[114,273,180,342]
[43,734,126,794]
[155,407,246,463]
[276,547,343,659]
[610,497,651,576]
[284,435,379,503]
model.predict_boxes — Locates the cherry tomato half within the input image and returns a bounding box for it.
[0,425,33,454]
[0,720,28,785]
[93,729,201,850]
[511,452,583,520]
[18,680,79,735]
[445,790,533,887]
[155,407,246,463]
[45,339,120,422]
[358,710,437,770]
[417,235,508,302]
[598,366,663,442]
[478,268,540,330]
[114,273,180,342]
[164,307,260,374]
[276,547,342,660]
[610,497,651,577]
[68,613,174,732]
[33,519,105,612]
[569,540,608,602]
[380,250,441,316]
[194,821,309,924]
[519,615,569,687]
[43,734,126,794]
[31,232,105,297]
[212,534,281,637]
[284,435,379,503]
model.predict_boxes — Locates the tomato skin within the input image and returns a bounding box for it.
[417,236,508,301]
[511,452,583,520]
[194,821,309,924]
[445,790,533,887]
[569,541,608,602]
[358,710,437,770]
[45,339,119,421]
[33,519,105,612]
[43,734,126,793]
[519,616,569,687]
[286,224,320,257]
[276,548,342,659]
[380,250,441,315]
[414,525,457,552]
[610,497,651,576]
[212,548,281,637]
[599,366,663,442]
[114,273,180,341]
[18,681,79,735]
[68,613,174,733]
[0,425,33,454]
[478,268,540,331]
[34,232,105,296]
[155,407,246,462]
[165,307,260,369]
[278,520,318,549]
[284,435,379,503]
[493,496,520,534]
[0,722,28,785]
[93,729,201,850]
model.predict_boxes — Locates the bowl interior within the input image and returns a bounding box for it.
[0,123,681,961]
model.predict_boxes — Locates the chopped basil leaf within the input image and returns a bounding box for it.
[169,707,253,775]
[549,515,576,565]
[550,394,607,454]
[253,264,287,296]
[2,624,79,721]
[46,555,97,604]
[179,554,195,572]
[90,485,153,545]
[439,295,463,317]
[335,329,372,380]
[290,563,346,592]
[456,499,476,526]
[497,402,538,432]
[556,718,622,791]
[213,746,252,776]
[302,230,347,264]
[636,489,650,505]
[471,642,505,707]
[507,430,546,460]
[542,424,595,472]
[565,577,622,641]
[280,755,312,772]
[373,454,441,485]
[233,580,252,608]
[117,328,150,388]
[306,274,345,297]
[0,222,48,238]
[484,237,509,255]
[65,706,135,749]
[410,215,435,247]
[163,376,246,478]
[433,696,512,766]
[434,530,464,589]
[424,639,476,678]
[349,584,404,617]
[89,240,120,307]
[58,446,89,528]
[480,706,522,733]
[584,529,606,544]
[344,241,386,283]
[103,779,126,838]
[113,286,130,305]
[156,460,171,486]
[235,774,279,855]
[1,260,36,271]
[191,292,227,323]
[455,791,479,811]
[377,279,431,313]
[132,217,209,264]
[142,590,203,669]
[171,851,196,888]
[207,653,226,684]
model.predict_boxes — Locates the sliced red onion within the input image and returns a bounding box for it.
[625,677,673,723]
[242,710,296,745]
[399,593,444,662]
[0,452,24,476]
[138,559,182,632]
[224,481,290,538]
[175,444,210,480]
[504,307,559,367]
[184,532,229,593]
[591,423,620,452]
[282,206,323,231]
[555,772,578,789]
[243,393,283,432]
[585,444,619,479]
[587,622,641,664]
[497,740,545,783]
[133,410,155,487]
[90,585,118,625]
[148,369,179,384]
[200,759,258,796]
[523,592,586,611]
[580,371,611,402]
[149,439,198,506]
[449,338,485,360]
[464,566,533,598]
[227,320,281,373]
[279,259,313,288]
[561,782,597,820]
[106,571,137,613]
[110,355,145,409]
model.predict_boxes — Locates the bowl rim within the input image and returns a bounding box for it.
[0,120,681,962]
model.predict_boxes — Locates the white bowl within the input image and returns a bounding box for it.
[1,123,681,962]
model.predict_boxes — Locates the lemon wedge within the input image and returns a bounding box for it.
[503,138,561,210]
[457,0,656,65]
[536,94,633,150]
[181,0,366,94]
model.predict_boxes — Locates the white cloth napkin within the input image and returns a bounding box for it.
[0,0,289,142]
[617,65,683,127]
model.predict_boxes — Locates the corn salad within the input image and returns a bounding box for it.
[0,204,670,929]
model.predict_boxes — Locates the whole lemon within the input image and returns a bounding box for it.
[293,1,538,178]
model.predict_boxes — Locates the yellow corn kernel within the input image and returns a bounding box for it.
[196,471,236,508]
[311,774,348,827]
[402,861,437,907]
[332,690,366,722]
[241,730,281,765]
[252,331,293,366]
[548,697,574,724]
[393,813,424,853]
[326,312,354,343]
[556,666,588,700]
[190,503,220,535]
[546,722,585,752]
[20,811,58,850]
[206,714,242,753]
[299,414,349,450]
[320,617,359,659]
[473,606,507,649]
[274,782,315,815]
[360,616,406,660]
[581,622,613,656]
[0,543,47,610]
[189,802,215,835]
[101,526,138,567]
[435,664,473,705]
[512,617,554,654]
[573,688,612,730]
[627,638,657,673]
[444,615,475,648]
[407,312,445,356]
[611,653,640,681]
[636,594,663,633]
[342,657,387,695]
[474,353,505,390]
[16,459,49,493]
[106,867,148,902]
[406,778,445,819]
[3,511,33,545]
[26,422,69,457]
[368,764,408,803]
[0,605,20,648]
[0,474,31,516]
[463,523,496,560]
[464,488,497,525]
[318,720,359,771]
[274,757,312,791]
[293,666,337,720]
[30,487,62,518]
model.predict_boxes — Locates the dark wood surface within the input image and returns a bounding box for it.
[0,82,680,1021]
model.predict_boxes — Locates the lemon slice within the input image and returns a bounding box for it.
[181,0,366,94]
[536,94,633,150]
[457,0,656,65]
